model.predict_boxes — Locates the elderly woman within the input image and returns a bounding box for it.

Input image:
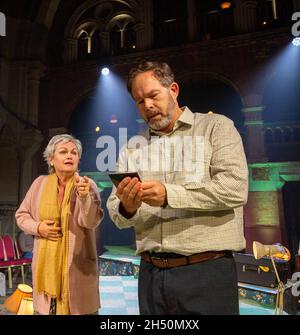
[15,134,103,315]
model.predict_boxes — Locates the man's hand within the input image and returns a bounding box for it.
[141,181,167,207]
[116,177,143,217]
[38,220,62,241]
[75,172,90,198]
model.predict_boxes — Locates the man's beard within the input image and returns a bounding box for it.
[147,95,175,131]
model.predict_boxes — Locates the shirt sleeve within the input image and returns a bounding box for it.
[106,187,143,229]
[165,117,248,211]
[77,179,104,229]
[106,144,144,229]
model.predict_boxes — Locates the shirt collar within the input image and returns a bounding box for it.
[147,106,194,138]
[177,106,194,126]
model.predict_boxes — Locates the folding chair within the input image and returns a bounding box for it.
[0,236,14,288]
[2,235,32,288]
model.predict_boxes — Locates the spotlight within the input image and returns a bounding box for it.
[101,67,110,76]
[220,2,231,10]
[110,115,118,124]
[292,37,300,47]
[252,241,290,315]
[95,126,101,133]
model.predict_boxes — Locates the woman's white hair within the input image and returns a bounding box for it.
[43,134,82,174]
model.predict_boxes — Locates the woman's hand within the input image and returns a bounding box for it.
[38,220,62,241]
[75,172,90,198]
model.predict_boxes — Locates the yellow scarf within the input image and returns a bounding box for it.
[35,173,75,315]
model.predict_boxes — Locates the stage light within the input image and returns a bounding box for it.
[253,241,290,315]
[292,37,300,47]
[110,115,118,124]
[101,67,110,76]
[95,126,100,133]
[164,18,177,23]
[220,2,231,10]
[253,241,290,261]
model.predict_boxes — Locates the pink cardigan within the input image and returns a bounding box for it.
[15,175,104,315]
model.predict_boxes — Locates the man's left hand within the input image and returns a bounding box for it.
[141,181,167,207]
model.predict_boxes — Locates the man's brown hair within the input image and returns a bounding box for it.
[127,61,175,95]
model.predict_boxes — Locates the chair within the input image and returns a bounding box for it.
[1,235,32,288]
[15,231,33,260]
[0,236,15,288]
[14,235,32,281]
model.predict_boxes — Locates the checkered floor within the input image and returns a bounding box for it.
[0,274,290,315]
[98,275,288,315]
[99,276,139,315]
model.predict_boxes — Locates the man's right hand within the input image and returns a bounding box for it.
[37,220,62,241]
[116,177,143,218]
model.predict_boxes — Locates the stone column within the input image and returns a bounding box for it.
[99,32,110,56]
[293,0,300,11]
[18,128,44,201]
[63,38,78,63]
[234,0,258,34]
[27,62,45,126]
[244,163,289,252]
[140,0,154,49]
[133,23,147,50]
[11,61,28,121]
[187,0,197,42]
[0,58,9,102]
[242,106,267,163]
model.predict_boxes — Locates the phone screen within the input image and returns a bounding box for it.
[108,172,141,187]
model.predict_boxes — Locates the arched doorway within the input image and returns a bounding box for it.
[178,78,245,135]
[262,56,300,162]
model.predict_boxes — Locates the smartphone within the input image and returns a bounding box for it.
[108,172,141,187]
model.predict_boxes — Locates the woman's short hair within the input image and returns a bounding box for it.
[127,61,175,95]
[43,134,82,174]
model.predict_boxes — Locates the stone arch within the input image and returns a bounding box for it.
[176,70,245,129]
[264,128,274,144]
[176,70,245,107]
[0,123,17,146]
[74,20,103,38]
[283,127,293,142]
[262,51,300,122]
[274,127,283,143]
[106,13,136,31]
[35,0,62,29]
[66,87,97,129]
[294,126,300,142]
[64,0,142,38]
